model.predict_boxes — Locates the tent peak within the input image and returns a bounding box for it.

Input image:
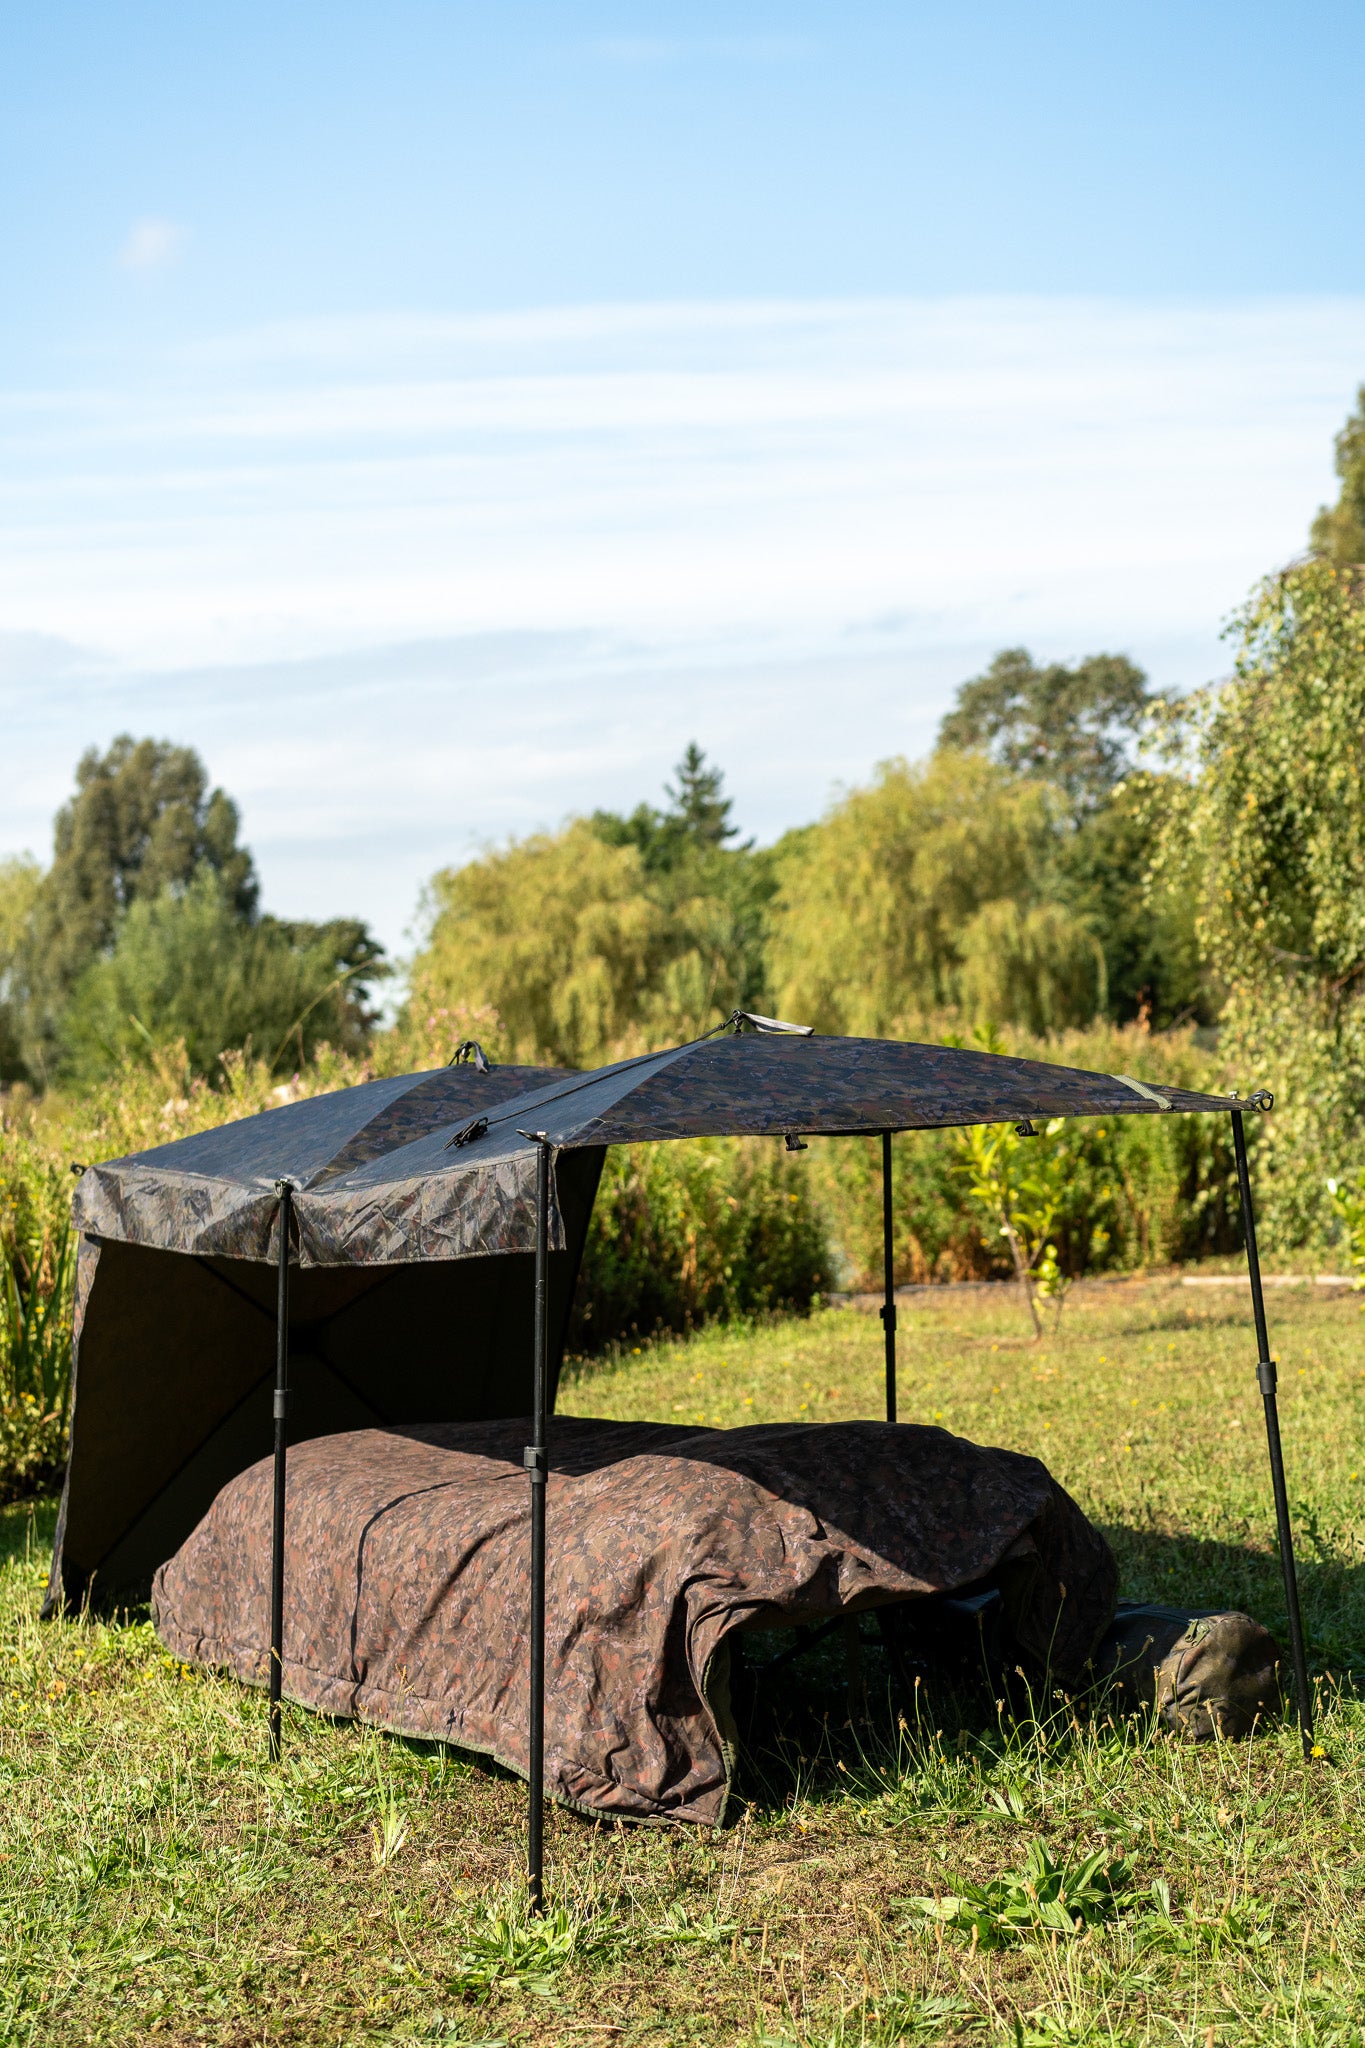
[718,1009,814,1037]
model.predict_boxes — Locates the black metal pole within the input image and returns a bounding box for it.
[1231,1110,1315,1756]
[268,1179,294,1763]
[880,1130,897,1424]
[525,1135,551,1911]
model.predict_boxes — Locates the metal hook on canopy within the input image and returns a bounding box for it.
[448,1039,492,1071]
[1230,1105,1316,1760]
[268,1176,299,1764]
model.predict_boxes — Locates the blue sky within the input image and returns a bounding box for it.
[5,3,1365,953]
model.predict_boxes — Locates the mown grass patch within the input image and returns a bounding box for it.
[4,1280,1365,2045]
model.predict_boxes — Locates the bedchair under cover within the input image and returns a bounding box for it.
[152,1417,1116,1824]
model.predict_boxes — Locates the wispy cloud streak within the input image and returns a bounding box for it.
[2,295,1362,941]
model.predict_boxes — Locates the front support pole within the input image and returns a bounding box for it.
[268,1179,294,1763]
[526,1135,551,1912]
[1231,1111,1315,1756]
[880,1130,897,1424]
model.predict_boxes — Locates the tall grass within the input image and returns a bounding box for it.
[0,1128,74,1503]
[6,1284,1365,2044]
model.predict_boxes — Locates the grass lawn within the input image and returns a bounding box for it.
[3,1276,1364,2046]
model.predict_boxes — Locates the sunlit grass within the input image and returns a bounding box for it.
[4,1279,1365,2044]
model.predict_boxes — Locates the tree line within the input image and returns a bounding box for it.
[0,737,384,1088]
[3,382,1365,1259]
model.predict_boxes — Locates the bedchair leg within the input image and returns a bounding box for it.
[1231,1109,1316,1760]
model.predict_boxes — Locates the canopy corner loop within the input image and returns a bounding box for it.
[448,1039,492,1072]
[723,1009,815,1037]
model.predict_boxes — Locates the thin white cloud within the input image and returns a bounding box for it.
[592,36,814,66]
[118,217,188,272]
[0,295,1358,671]
[2,294,1363,943]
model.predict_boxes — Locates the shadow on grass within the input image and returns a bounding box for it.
[728,1520,1365,1815]
[1101,1522,1365,1674]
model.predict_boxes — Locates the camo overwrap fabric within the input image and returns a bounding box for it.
[479,1033,1241,1149]
[69,1035,1242,1271]
[152,1416,1116,1825]
[69,1063,567,1268]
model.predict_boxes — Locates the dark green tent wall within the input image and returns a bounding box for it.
[47,1065,604,1611]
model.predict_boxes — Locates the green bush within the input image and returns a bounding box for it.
[0,1123,75,1503]
[808,1021,1254,1290]
[568,1137,830,1352]
[0,1013,1284,1497]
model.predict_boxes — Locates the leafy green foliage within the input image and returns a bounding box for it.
[447,1899,610,1999]
[902,1838,1135,1948]
[589,739,743,872]
[1326,1170,1365,1287]
[937,647,1159,814]
[411,821,674,1067]
[571,1137,829,1350]
[1158,560,1365,1243]
[1,1220,72,1420]
[0,858,41,1084]
[413,749,777,1065]
[768,752,1102,1037]
[1309,384,1365,567]
[19,737,259,1078]
[8,737,385,1088]
[1058,775,1209,1027]
[0,1128,73,1503]
[954,1116,1072,1338]
[57,868,384,1083]
[810,1021,1247,1290]
[1185,564,1365,995]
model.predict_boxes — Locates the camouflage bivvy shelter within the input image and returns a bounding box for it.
[51,1016,1314,1907]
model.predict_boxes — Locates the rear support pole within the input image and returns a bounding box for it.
[1231,1110,1315,1756]
[880,1130,897,1424]
[526,1135,551,1912]
[268,1179,294,1763]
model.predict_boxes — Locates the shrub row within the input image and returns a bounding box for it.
[0,1017,1316,1498]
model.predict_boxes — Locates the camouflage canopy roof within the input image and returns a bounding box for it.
[447,1028,1243,1152]
[71,1028,1246,1270]
[71,1060,571,1267]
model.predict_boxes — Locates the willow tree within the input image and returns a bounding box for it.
[409,818,771,1068]
[766,750,1104,1038]
[1310,386,1365,568]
